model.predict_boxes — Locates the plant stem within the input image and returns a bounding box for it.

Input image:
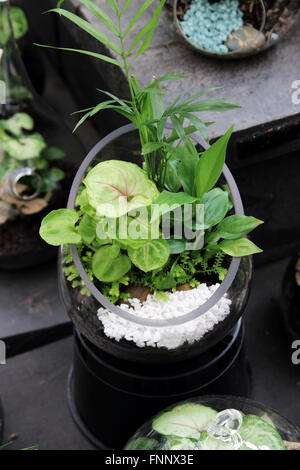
[114,0,153,181]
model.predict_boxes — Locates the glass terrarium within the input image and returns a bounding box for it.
[59,124,253,364]
[0,0,82,269]
[125,395,300,450]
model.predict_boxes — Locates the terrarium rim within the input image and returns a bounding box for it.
[66,123,243,328]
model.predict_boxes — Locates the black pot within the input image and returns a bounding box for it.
[0,397,4,446]
[68,322,249,449]
[281,254,300,340]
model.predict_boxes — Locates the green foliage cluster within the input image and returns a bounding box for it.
[0,5,28,45]
[0,112,65,193]
[39,0,263,303]
[126,403,286,450]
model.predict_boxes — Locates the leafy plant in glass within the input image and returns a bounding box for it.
[125,397,300,450]
[0,1,66,223]
[0,0,83,269]
[39,2,263,312]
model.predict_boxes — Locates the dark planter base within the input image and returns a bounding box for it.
[67,321,249,449]
[0,397,4,445]
[281,255,300,340]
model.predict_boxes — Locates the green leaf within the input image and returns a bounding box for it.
[152,403,217,439]
[41,167,65,192]
[42,146,66,161]
[124,0,157,37]
[121,0,134,14]
[181,112,209,142]
[181,98,239,113]
[0,6,28,44]
[216,215,264,240]
[132,20,159,62]
[177,139,199,195]
[39,209,81,246]
[128,239,170,272]
[78,214,96,244]
[77,0,119,36]
[201,188,229,227]
[219,238,262,257]
[35,44,123,68]
[171,115,185,141]
[47,8,122,55]
[4,133,47,160]
[126,438,158,451]
[92,245,131,282]
[167,238,186,254]
[194,126,233,198]
[165,158,181,193]
[2,112,33,136]
[11,6,28,40]
[152,190,198,221]
[127,0,165,54]
[84,160,159,217]
[142,142,164,155]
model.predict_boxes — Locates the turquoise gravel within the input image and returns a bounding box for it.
[181,0,244,54]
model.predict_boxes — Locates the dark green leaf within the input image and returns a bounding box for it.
[177,138,199,195]
[42,146,66,161]
[194,126,233,198]
[201,188,229,227]
[126,438,158,450]
[217,215,264,240]
[167,238,186,254]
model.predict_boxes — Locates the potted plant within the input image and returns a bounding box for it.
[0,0,82,269]
[40,0,262,359]
[173,0,300,59]
[125,395,300,450]
[38,0,263,447]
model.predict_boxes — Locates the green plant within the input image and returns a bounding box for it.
[0,112,65,224]
[36,0,240,189]
[39,0,263,304]
[0,5,28,45]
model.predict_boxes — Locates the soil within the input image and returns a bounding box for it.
[173,0,298,37]
[118,255,231,303]
[0,161,75,268]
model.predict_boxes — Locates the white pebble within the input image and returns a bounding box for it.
[97,284,232,350]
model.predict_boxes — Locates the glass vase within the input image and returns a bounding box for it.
[0,0,83,269]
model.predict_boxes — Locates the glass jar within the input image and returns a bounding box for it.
[125,395,300,450]
[0,0,83,269]
[59,124,253,364]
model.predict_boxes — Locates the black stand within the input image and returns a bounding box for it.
[0,397,4,445]
[67,320,249,449]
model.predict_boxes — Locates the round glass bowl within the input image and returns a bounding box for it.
[59,124,253,364]
[173,0,300,59]
[125,395,300,450]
